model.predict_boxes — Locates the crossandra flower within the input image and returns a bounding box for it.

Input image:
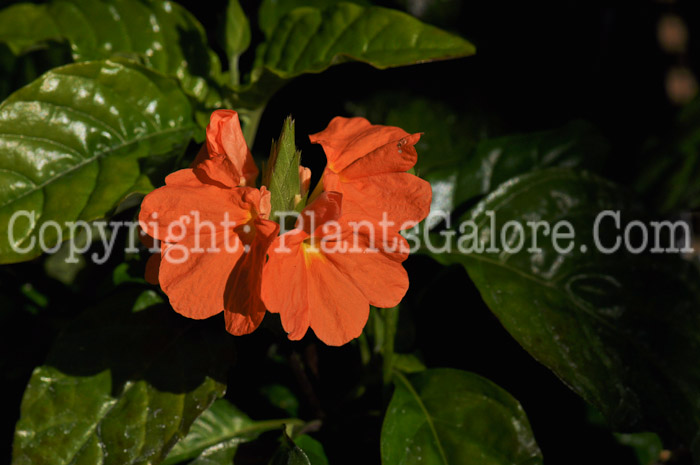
[140,110,431,346]
[139,110,278,335]
[261,192,411,346]
[309,116,432,233]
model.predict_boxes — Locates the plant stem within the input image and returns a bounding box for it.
[382,306,399,385]
[230,54,240,87]
[241,105,264,149]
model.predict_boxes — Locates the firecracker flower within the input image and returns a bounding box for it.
[139,110,432,346]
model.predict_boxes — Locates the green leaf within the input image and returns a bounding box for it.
[163,399,302,465]
[293,435,329,465]
[241,2,475,106]
[0,3,61,55]
[425,120,609,216]
[264,116,304,225]
[0,59,195,264]
[269,430,311,465]
[225,0,251,88]
[432,168,700,448]
[0,0,223,102]
[392,353,426,374]
[258,2,475,75]
[225,0,251,60]
[43,223,101,286]
[12,286,233,465]
[260,384,300,417]
[258,0,370,38]
[381,368,542,465]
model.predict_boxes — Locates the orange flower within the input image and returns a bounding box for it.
[309,117,432,231]
[261,192,410,346]
[198,109,259,187]
[139,110,278,335]
[141,110,430,346]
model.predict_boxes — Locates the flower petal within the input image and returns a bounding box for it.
[325,227,409,308]
[299,165,312,197]
[206,109,258,186]
[224,218,280,335]
[338,133,420,179]
[144,253,161,285]
[306,252,369,346]
[261,232,310,340]
[159,232,244,319]
[325,172,432,230]
[309,116,409,173]
[297,191,343,235]
[138,170,253,242]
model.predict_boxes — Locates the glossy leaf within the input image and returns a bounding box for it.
[294,435,329,465]
[381,368,542,465]
[12,286,233,465]
[270,430,311,465]
[241,2,475,105]
[432,168,700,447]
[0,59,195,263]
[0,0,223,102]
[163,399,301,465]
[258,0,369,38]
[0,3,60,55]
[425,120,609,215]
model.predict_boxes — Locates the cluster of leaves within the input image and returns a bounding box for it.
[1,0,699,464]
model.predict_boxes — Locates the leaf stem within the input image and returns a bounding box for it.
[230,54,240,87]
[241,106,264,149]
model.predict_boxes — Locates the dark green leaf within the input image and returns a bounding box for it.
[0,59,195,263]
[293,435,329,465]
[381,368,542,465]
[432,168,700,448]
[12,286,234,465]
[269,430,310,465]
[241,2,475,106]
[163,399,302,465]
[0,0,223,102]
[260,384,300,417]
[426,120,609,215]
[43,223,103,286]
[391,353,426,374]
